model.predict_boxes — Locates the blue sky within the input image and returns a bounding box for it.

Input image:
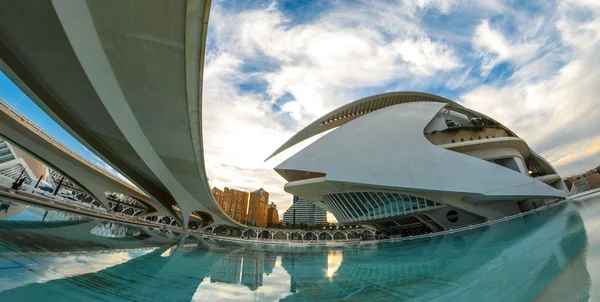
[0,72,92,157]
[0,73,124,179]
[1,0,600,214]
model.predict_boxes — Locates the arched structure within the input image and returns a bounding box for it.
[0,0,243,228]
[0,105,167,216]
[203,224,376,243]
[271,92,568,235]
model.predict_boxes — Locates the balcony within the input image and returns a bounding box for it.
[425,125,513,146]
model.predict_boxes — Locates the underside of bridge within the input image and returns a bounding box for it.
[0,107,167,216]
[0,0,236,227]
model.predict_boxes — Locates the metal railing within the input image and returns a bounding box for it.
[383,202,558,243]
[0,97,145,195]
[0,174,115,215]
[0,178,184,230]
[204,234,361,244]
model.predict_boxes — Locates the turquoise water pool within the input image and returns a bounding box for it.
[0,195,599,301]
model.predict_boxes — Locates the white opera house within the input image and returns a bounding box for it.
[269,92,568,236]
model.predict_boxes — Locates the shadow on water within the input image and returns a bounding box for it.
[0,200,594,301]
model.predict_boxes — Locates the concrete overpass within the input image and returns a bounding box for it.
[0,97,170,216]
[0,0,236,227]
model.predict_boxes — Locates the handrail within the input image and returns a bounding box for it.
[201,201,564,245]
[204,234,360,244]
[0,97,146,195]
[385,202,557,242]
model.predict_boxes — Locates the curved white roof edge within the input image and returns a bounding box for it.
[266,91,512,161]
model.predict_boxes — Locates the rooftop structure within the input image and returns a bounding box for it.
[272,92,568,235]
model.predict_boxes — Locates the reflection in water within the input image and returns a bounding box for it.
[0,198,597,301]
[160,244,178,257]
[0,202,25,220]
[0,247,159,294]
[326,250,342,278]
[90,221,142,238]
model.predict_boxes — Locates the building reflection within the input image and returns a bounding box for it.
[278,202,591,301]
[208,248,279,291]
[241,250,264,290]
[264,252,278,275]
[0,205,176,255]
[0,201,25,220]
[0,201,593,301]
[197,203,593,301]
[0,240,234,300]
[326,250,343,278]
[210,249,243,284]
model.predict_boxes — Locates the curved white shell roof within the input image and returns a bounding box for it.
[267,91,508,161]
[273,93,567,211]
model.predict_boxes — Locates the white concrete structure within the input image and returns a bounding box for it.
[0,136,53,187]
[0,0,239,227]
[271,92,568,235]
[0,98,171,216]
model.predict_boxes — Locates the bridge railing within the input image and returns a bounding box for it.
[0,173,113,214]
[0,97,145,195]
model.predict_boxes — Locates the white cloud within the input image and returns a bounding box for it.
[201,0,600,219]
[461,0,600,176]
[395,37,462,76]
[203,1,464,213]
[210,2,462,123]
[472,19,540,74]
[556,0,600,53]
[409,0,507,15]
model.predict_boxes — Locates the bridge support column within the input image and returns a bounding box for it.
[253,228,262,239]
[299,232,306,241]
[313,232,321,242]
[269,231,277,241]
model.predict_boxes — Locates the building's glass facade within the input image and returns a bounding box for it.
[282,196,327,226]
[321,192,442,223]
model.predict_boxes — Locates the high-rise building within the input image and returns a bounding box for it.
[211,187,224,209]
[222,187,249,224]
[248,188,269,227]
[266,202,279,227]
[282,196,327,226]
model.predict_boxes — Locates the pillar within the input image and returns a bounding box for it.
[314,232,320,242]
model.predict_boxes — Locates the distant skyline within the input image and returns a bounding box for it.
[1,0,599,221]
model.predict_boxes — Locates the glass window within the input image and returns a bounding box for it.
[350,192,368,216]
[339,193,360,218]
[330,194,351,221]
[447,210,459,223]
